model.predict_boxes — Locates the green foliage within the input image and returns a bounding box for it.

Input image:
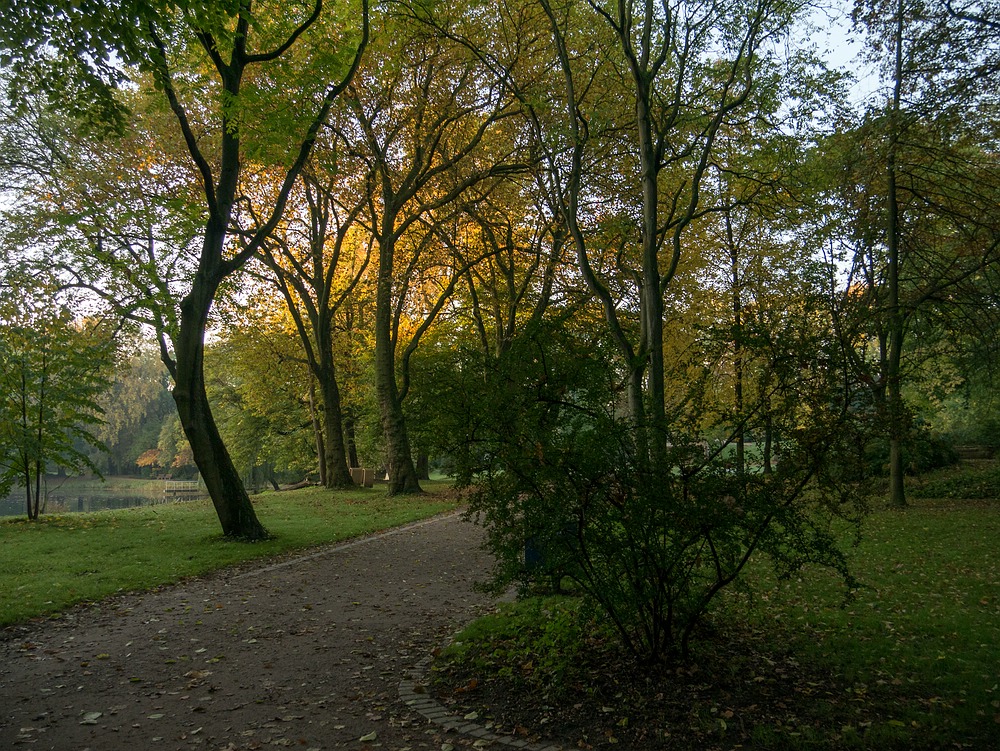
[0,278,118,518]
[863,422,958,477]
[93,348,175,475]
[0,483,459,626]
[406,326,491,486]
[205,307,317,486]
[907,459,1000,500]
[469,317,869,663]
[439,596,608,700]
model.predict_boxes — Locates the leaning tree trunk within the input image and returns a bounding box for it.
[172,284,269,541]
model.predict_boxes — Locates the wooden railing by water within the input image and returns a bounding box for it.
[163,480,202,501]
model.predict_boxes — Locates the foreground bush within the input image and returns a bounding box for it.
[469,322,870,664]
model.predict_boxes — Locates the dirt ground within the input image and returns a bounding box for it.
[0,512,503,751]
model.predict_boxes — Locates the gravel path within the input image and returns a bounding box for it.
[0,512,504,751]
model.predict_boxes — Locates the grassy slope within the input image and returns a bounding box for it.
[0,482,459,627]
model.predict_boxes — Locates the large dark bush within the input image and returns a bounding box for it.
[469,319,869,664]
[864,421,958,476]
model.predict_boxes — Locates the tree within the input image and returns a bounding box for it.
[205,302,319,490]
[833,0,1000,504]
[256,154,373,488]
[441,0,875,663]
[511,0,809,466]
[333,9,527,493]
[0,274,117,520]
[93,347,174,476]
[1,0,368,538]
[404,169,582,484]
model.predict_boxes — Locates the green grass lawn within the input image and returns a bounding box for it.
[0,482,460,627]
[746,494,1000,748]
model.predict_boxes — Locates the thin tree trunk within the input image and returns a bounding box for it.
[636,84,667,465]
[886,0,908,508]
[729,218,746,480]
[345,417,359,468]
[308,379,327,486]
[23,460,34,521]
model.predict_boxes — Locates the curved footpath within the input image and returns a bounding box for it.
[0,512,559,751]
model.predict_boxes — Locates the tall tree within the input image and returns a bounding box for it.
[844,0,1000,504]
[257,156,373,488]
[0,0,368,538]
[334,10,526,493]
[525,0,804,466]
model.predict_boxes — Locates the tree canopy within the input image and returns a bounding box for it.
[2,0,999,659]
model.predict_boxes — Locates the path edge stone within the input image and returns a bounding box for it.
[399,653,564,751]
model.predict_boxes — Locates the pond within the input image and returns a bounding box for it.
[0,478,205,518]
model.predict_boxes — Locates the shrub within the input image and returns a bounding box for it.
[469,320,869,664]
[908,459,1000,499]
[864,422,958,477]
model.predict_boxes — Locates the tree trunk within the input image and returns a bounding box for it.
[321,380,354,488]
[730,227,746,481]
[345,417,359,468]
[171,282,269,541]
[317,342,354,489]
[416,452,430,481]
[23,461,36,521]
[373,234,422,495]
[636,78,667,466]
[886,328,908,506]
[886,0,908,508]
[308,379,327,486]
[374,337,422,493]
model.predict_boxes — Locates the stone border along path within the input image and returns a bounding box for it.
[398,656,562,751]
[0,509,561,751]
